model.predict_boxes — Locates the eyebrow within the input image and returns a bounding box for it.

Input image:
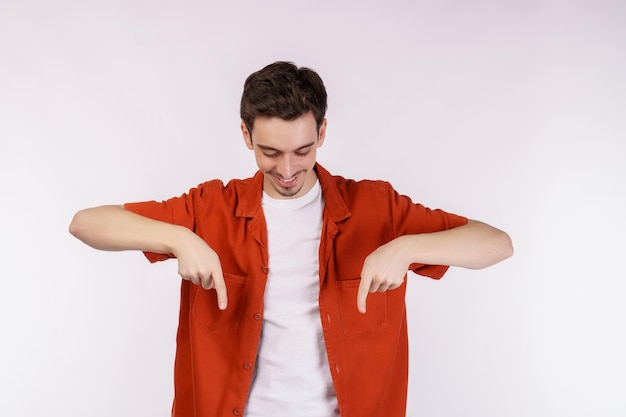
[257,142,316,153]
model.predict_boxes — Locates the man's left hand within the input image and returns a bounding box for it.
[357,237,409,314]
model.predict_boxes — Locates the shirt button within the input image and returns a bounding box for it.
[243,362,252,370]
[262,266,269,273]
[253,313,262,321]
[233,408,241,416]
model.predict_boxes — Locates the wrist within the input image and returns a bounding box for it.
[165,224,193,256]
[394,234,418,267]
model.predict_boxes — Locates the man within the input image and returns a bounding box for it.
[69,61,513,417]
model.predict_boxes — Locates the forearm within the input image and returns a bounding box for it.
[396,219,513,270]
[69,205,189,253]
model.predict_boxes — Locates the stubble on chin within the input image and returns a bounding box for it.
[271,182,305,198]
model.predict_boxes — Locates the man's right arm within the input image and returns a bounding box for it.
[69,205,228,309]
[70,205,184,252]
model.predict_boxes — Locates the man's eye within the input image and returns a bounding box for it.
[296,150,310,156]
[263,153,279,158]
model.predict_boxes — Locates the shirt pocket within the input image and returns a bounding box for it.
[336,278,389,340]
[191,273,249,333]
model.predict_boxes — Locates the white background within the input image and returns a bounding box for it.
[1,1,625,416]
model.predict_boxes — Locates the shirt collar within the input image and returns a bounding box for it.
[235,163,351,223]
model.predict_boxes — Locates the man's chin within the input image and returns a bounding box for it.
[272,183,305,198]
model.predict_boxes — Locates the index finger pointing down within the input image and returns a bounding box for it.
[357,275,372,314]
[212,269,228,310]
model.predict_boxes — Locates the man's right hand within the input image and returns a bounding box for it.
[172,229,228,310]
[70,205,228,310]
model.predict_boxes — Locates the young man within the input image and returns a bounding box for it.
[69,61,513,417]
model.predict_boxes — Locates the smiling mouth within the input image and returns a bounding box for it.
[275,175,298,187]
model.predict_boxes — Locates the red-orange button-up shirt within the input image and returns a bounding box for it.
[124,163,467,417]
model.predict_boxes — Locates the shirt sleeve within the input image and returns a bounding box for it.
[388,184,468,279]
[123,186,204,263]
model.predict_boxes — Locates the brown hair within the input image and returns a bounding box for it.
[240,61,327,133]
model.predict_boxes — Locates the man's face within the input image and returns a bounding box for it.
[242,112,326,199]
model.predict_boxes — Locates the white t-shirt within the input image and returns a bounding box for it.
[245,180,339,417]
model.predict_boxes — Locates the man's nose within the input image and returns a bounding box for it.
[278,155,295,178]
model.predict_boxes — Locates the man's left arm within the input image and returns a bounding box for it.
[357,220,513,313]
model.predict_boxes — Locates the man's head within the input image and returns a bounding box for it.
[240,62,328,199]
[240,61,327,134]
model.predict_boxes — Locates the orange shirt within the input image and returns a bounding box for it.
[124,163,467,417]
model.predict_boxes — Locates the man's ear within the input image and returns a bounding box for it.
[317,118,327,148]
[241,121,253,150]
